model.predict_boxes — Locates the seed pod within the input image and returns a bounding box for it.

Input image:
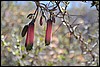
[52,16,55,23]
[45,19,52,46]
[21,25,28,37]
[25,22,34,51]
[40,16,43,26]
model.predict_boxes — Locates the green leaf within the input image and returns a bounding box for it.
[34,47,40,55]
[15,50,20,56]
[87,39,91,43]
[21,45,25,51]
[40,37,43,41]
[7,47,12,52]
[16,43,20,47]
[39,48,43,52]
[12,50,19,56]
[58,55,66,61]
[21,54,27,60]
[47,62,53,66]
[2,40,7,46]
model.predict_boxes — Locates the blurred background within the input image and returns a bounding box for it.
[1,1,99,66]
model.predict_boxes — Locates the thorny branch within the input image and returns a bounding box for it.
[31,1,98,65]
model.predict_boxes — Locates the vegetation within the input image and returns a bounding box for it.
[1,1,99,66]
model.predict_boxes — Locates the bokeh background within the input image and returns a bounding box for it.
[1,1,99,66]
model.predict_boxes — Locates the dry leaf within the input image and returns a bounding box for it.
[49,43,58,48]
[68,53,75,59]
[52,36,59,44]
[76,54,86,62]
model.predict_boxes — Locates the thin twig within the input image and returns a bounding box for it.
[71,17,78,25]
[52,22,63,36]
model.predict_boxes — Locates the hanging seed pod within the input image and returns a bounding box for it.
[25,22,34,51]
[45,19,52,46]
[21,25,28,37]
[52,16,55,23]
[40,16,43,26]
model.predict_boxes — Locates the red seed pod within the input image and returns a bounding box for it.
[25,22,34,51]
[40,16,43,26]
[21,25,28,37]
[45,19,52,46]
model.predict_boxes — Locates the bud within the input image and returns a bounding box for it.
[45,19,52,46]
[52,16,55,23]
[40,16,43,26]
[21,25,28,37]
[27,14,33,19]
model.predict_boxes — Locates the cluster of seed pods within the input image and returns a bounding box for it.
[21,15,55,51]
[39,15,55,46]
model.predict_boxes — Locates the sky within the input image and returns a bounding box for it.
[15,1,96,10]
